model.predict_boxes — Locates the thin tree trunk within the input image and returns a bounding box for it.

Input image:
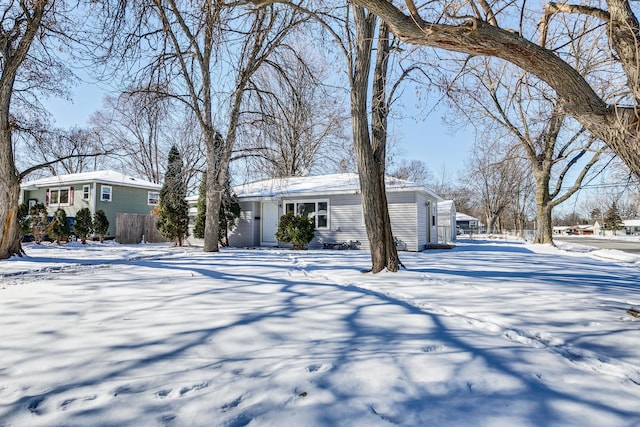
[203,133,222,252]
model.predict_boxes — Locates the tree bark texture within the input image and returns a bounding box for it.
[533,168,554,244]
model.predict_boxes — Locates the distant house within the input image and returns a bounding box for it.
[554,225,594,236]
[227,173,443,251]
[456,212,482,234]
[623,219,640,235]
[20,170,162,239]
[437,200,457,243]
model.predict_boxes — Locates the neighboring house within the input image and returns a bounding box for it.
[20,170,162,238]
[227,173,443,251]
[554,225,594,236]
[437,200,457,243]
[593,221,623,236]
[456,212,482,234]
[623,219,640,235]
[552,226,569,235]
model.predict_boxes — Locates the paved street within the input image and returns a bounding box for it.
[554,236,640,254]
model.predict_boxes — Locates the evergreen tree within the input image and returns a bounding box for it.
[604,202,624,234]
[193,174,206,239]
[18,203,30,237]
[74,208,94,244]
[49,209,71,244]
[156,145,189,246]
[219,186,241,247]
[29,203,48,244]
[275,212,315,250]
[93,210,109,242]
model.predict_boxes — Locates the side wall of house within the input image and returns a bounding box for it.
[313,193,368,249]
[388,191,419,251]
[96,185,156,237]
[229,201,258,247]
[284,191,423,251]
[416,193,428,250]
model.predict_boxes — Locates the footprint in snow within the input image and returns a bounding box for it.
[155,388,172,399]
[306,363,331,373]
[158,413,177,425]
[221,395,243,412]
[27,396,46,415]
[59,394,97,410]
[422,344,447,353]
[179,382,208,396]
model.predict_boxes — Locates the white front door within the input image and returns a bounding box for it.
[261,202,279,245]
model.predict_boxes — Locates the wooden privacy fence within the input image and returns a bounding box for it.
[116,213,170,244]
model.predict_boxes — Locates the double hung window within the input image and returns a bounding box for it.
[101,185,112,202]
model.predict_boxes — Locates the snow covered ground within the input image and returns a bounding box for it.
[1,239,639,426]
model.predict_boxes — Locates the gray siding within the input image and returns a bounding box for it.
[229,201,258,247]
[313,194,368,249]
[388,192,418,251]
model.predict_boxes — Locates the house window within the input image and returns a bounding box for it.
[148,191,160,206]
[48,187,71,206]
[284,200,329,229]
[101,185,112,202]
[82,185,90,200]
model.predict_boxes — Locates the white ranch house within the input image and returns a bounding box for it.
[227,173,445,251]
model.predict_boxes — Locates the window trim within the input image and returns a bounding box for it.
[283,199,330,230]
[82,185,91,201]
[101,185,112,202]
[48,186,71,207]
[148,191,160,206]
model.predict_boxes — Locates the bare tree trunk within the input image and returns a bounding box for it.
[0,2,48,259]
[0,125,23,259]
[351,8,399,273]
[533,170,554,244]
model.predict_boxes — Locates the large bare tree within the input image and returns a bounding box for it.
[250,2,419,272]
[91,91,205,191]
[449,58,608,243]
[1,1,48,258]
[253,0,640,180]
[129,1,302,252]
[237,44,349,179]
[464,138,529,234]
[348,0,640,181]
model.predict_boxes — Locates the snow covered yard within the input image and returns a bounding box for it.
[1,240,640,426]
